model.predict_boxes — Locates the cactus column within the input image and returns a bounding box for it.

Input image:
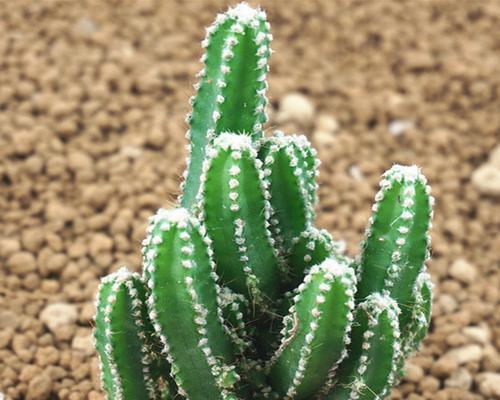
[181,3,272,208]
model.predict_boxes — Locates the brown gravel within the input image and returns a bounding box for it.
[1,1,499,399]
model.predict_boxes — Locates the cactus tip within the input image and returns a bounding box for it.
[384,164,426,183]
[227,2,263,24]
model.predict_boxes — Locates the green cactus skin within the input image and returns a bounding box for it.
[324,293,401,400]
[197,133,280,307]
[180,3,272,208]
[268,258,357,399]
[286,226,346,290]
[258,132,319,252]
[94,268,160,400]
[355,165,433,321]
[142,208,240,400]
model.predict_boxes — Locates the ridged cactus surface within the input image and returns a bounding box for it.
[93,3,435,400]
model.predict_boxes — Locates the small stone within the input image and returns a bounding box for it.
[438,294,458,314]
[472,163,500,196]
[0,310,19,329]
[276,93,315,126]
[0,327,14,348]
[388,119,414,136]
[45,202,75,222]
[26,373,52,400]
[67,151,93,172]
[449,259,477,284]
[89,233,113,258]
[476,373,500,398]
[312,129,336,148]
[7,251,37,275]
[40,303,78,333]
[88,392,105,400]
[72,333,95,356]
[420,375,440,393]
[444,344,483,365]
[432,356,459,377]
[403,362,424,383]
[0,238,21,258]
[445,368,472,390]
[490,144,500,168]
[462,324,491,345]
[146,127,166,148]
[315,114,339,134]
[20,365,43,383]
[22,227,45,252]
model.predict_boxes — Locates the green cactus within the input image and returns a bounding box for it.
[93,3,434,400]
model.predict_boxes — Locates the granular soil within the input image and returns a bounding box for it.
[0,1,499,399]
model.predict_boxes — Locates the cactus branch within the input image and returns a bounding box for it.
[94,268,160,400]
[181,3,272,208]
[269,257,356,399]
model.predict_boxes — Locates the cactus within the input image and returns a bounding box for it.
[93,3,435,400]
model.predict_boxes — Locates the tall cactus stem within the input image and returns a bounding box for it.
[180,3,272,208]
[142,208,240,400]
[268,258,356,399]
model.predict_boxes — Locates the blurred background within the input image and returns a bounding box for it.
[0,1,499,399]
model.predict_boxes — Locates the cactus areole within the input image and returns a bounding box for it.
[93,3,434,400]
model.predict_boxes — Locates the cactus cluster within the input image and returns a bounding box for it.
[93,3,434,400]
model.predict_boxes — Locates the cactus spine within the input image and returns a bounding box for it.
[94,3,435,400]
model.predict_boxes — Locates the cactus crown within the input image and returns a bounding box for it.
[93,3,434,400]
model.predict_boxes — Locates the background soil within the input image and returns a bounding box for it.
[1,0,499,399]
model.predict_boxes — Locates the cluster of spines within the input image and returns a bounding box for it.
[142,208,240,400]
[94,268,159,400]
[196,133,280,307]
[181,3,272,208]
[268,258,356,400]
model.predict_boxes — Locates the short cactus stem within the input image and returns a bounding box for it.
[181,3,272,208]
[258,132,318,252]
[269,257,357,399]
[324,293,401,400]
[142,208,240,400]
[94,268,160,400]
[198,133,280,307]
